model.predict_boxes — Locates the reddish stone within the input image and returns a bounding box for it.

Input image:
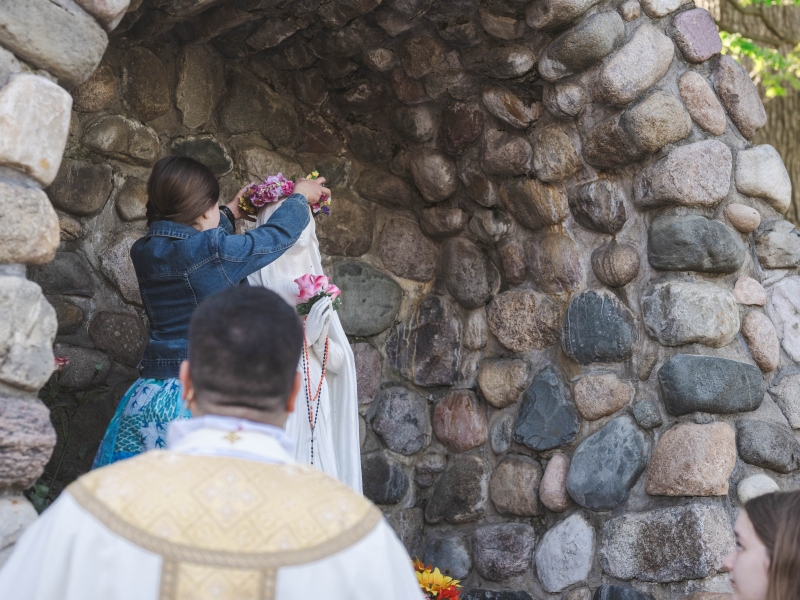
[353,343,381,405]
[672,9,722,63]
[390,68,430,104]
[434,390,487,453]
[441,102,485,155]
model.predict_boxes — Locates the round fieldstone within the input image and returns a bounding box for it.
[525,232,584,294]
[482,130,533,176]
[88,311,146,368]
[726,203,761,233]
[176,43,225,129]
[386,295,462,387]
[543,82,588,118]
[490,408,515,454]
[477,359,531,409]
[387,507,424,557]
[490,455,542,516]
[768,276,800,362]
[561,290,638,365]
[540,452,571,512]
[0,398,56,490]
[591,241,640,288]
[734,275,768,306]
[47,159,113,217]
[500,242,527,284]
[441,102,485,155]
[392,105,436,142]
[52,344,112,391]
[742,311,780,372]
[371,386,430,455]
[347,124,392,163]
[566,416,649,511]
[482,85,540,129]
[434,390,487,453]
[315,194,373,258]
[713,55,766,140]
[415,453,447,488]
[333,261,402,337]
[594,586,654,600]
[525,0,602,30]
[538,11,625,82]
[355,169,417,210]
[49,297,84,335]
[420,205,469,238]
[238,147,301,182]
[410,149,458,203]
[624,90,692,155]
[672,8,722,62]
[574,373,633,421]
[0,182,58,266]
[28,252,94,298]
[424,536,472,580]
[570,179,627,235]
[122,47,170,122]
[648,215,745,273]
[352,343,380,405]
[71,62,116,112]
[756,219,800,269]
[594,24,674,107]
[473,523,536,581]
[58,214,83,242]
[101,231,143,306]
[736,419,800,473]
[460,145,500,208]
[462,45,537,79]
[480,9,527,40]
[642,280,740,348]
[532,125,580,183]
[488,290,563,352]
[770,368,800,428]
[440,238,501,309]
[424,69,479,100]
[657,354,765,416]
[170,135,233,177]
[115,178,148,222]
[632,397,663,429]
[535,513,595,593]
[363,47,399,72]
[425,454,490,524]
[646,422,736,496]
[469,209,511,245]
[83,115,160,167]
[514,367,579,451]
[399,35,445,79]
[391,68,430,104]
[361,451,409,505]
[738,474,780,504]
[735,145,792,214]
[500,177,569,232]
[582,113,642,168]
[619,0,642,20]
[678,71,727,136]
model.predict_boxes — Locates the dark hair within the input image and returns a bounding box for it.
[745,490,800,600]
[146,155,219,226]
[188,286,303,413]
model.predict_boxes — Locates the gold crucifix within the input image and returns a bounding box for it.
[223,431,243,444]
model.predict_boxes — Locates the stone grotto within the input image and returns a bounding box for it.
[0,0,799,598]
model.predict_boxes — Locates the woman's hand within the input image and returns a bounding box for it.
[225,184,256,222]
[294,177,332,204]
[304,297,333,346]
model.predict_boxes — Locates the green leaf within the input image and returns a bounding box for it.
[721,31,800,98]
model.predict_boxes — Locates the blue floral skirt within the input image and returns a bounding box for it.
[92,378,191,469]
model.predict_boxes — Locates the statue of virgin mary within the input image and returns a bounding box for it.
[248,201,363,493]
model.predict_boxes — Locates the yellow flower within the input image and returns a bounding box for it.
[305,170,320,180]
[413,561,460,597]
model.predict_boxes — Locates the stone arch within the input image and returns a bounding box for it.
[1,0,798,596]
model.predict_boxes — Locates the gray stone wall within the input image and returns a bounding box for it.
[2,0,800,598]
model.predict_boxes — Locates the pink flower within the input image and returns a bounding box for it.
[294,274,323,305]
[54,356,69,372]
[325,284,341,300]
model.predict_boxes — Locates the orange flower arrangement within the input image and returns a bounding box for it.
[413,558,460,599]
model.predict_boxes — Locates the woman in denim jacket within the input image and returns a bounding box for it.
[93,156,329,467]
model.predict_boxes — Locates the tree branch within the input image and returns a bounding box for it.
[717,18,787,44]
[720,0,800,44]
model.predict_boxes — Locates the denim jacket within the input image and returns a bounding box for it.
[130,194,310,379]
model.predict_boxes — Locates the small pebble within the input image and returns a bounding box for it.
[733,275,767,306]
[632,397,663,429]
[539,452,570,512]
[725,203,761,233]
[619,0,641,20]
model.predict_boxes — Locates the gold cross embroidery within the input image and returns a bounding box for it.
[223,431,243,444]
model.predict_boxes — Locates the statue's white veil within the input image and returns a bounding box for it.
[247,200,363,493]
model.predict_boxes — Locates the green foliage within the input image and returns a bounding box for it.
[720,31,800,97]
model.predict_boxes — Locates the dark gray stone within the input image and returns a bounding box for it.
[47,159,113,217]
[593,585,650,600]
[421,205,470,238]
[379,218,437,282]
[316,194,374,258]
[473,523,536,581]
[424,536,472,579]
[387,507,424,557]
[426,454,490,524]
[52,344,111,391]
[332,262,402,337]
[462,592,534,600]
[570,179,627,235]
[370,386,430,455]
[463,44,537,79]
[415,453,446,488]
[392,105,436,142]
[736,419,800,473]
[361,451,409,504]
[561,291,638,365]
[386,295,462,387]
[441,102,485,155]
[170,135,232,176]
[658,355,765,416]
[514,367,579,451]
[355,169,417,210]
[566,416,649,511]
[648,215,746,273]
[88,311,146,368]
[632,397,663,429]
[490,408,515,454]
[49,297,84,336]
[122,47,170,122]
[28,252,94,297]
[347,125,393,163]
[440,238,501,309]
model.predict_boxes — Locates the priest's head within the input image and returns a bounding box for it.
[179,286,304,427]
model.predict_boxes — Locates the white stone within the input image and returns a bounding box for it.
[0,181,59,265]
[463,309,488,350]
[737,474,779,504]
[74,0,130,30]
[0,47,20,88]
[0,74,72,186]
[735,145,792,214]
[642,280,740,348]
[534,513,595,593]
[734,276,767,306]
[770,371,800,428]
[641,0,691,17]
[766,276,800,362]
[100,230,143,306]
[238,147,302,182]
[0,495,37,568]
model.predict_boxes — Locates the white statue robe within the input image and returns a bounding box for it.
[0,416,423,600]
[247,202,362,493]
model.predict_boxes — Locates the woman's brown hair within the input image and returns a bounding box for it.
[745,490,800,600]
[146,155,219,226]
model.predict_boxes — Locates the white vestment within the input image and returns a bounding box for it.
[247,202,362,493]
[0,416,422,600]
